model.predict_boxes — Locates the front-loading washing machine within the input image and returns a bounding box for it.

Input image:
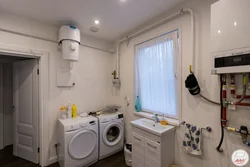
[97,112,124,160]
[58,116,98,167]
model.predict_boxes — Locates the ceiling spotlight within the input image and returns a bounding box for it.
[234,21,237,26]
[94,20,100,25]
[218,30,221,34]
[120,0,126,2]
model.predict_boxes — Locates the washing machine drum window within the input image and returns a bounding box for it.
[103,123,123,146]
[107,126,120,142]
[68,130,97,160]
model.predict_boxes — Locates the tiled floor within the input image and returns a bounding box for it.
[0,145,128,167]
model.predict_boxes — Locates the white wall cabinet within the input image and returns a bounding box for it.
[132,126,175,167]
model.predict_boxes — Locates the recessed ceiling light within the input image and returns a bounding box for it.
[94,20,100,25]
[218,30,221,34]
[234,21,237,26]
[120,0,126,2]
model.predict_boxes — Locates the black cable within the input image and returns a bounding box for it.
[216,75,224,152]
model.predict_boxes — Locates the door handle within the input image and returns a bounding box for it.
[147,143,157,149]
[133,136,141,141]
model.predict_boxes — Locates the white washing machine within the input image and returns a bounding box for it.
[97,112,124,160]
[58,116,99,167]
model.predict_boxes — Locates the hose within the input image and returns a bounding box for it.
[185,73,220,105]
[216,75,224,152]
[236,74,247,103]
[199,94,220,105]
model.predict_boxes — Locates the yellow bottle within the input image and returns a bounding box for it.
[72,104,77,118]
[160,114,168,125]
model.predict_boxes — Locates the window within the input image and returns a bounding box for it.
[135,30,180,119]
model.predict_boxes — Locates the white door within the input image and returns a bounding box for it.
[13,59,39,164]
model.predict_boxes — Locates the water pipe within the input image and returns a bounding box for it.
[225,126,250,147]
[222,74,227,127]
[115,8,195,79]
[230,74,235,96]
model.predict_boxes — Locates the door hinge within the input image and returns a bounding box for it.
[37,147,40,153]
[37,69,39,75]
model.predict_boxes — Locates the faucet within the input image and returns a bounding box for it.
[152,114,160,123]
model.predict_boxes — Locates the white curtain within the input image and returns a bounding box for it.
[135,31,179,118]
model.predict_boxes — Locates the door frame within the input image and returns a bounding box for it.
[0,63,3,150]
[0,44,50,167]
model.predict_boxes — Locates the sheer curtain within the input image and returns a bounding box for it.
[135,31,179,118]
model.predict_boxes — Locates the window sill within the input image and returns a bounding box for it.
[133,111,181,127]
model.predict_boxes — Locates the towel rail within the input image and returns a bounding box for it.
[181,121,212,132]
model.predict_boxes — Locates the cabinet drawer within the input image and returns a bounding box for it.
[145,161,161,167]
[132,153,144,167]
[145,138,161,162]
[132,132,144,152]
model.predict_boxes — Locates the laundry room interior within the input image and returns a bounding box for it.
[0,0,250,167]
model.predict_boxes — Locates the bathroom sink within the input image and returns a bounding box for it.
[131,118,175,136]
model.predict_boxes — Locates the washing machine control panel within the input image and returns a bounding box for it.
[65,120,97,132]
[99,114,123,123]
[65,123,80,132]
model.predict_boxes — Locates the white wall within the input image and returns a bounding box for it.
[0,12,115,166]
[113,0,250,167]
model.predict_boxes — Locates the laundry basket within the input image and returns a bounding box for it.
[124,144,132,166]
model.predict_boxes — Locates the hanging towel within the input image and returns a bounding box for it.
[183,123,202,156]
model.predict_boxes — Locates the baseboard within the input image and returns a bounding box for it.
[47,156,58,166]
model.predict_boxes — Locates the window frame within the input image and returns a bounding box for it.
[134,29,181,121]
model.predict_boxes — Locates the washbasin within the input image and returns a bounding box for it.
[131,118,175,136]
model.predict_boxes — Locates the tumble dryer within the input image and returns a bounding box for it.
[58,116,98,167]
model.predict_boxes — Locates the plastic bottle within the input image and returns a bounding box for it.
[72,104,77,118]
[67,104,72,118]
[135,96,141,112]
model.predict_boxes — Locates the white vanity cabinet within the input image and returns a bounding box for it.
[131,121,175,167]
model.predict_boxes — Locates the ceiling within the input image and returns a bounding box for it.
[0,0,185,42]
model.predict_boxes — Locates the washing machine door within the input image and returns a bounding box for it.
[103,122,123,146]
[68,130,97,160]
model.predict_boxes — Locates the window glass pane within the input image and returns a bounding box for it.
[136,32,178,118]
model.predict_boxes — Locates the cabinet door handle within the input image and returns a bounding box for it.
[133,136,142,141]
[147,143,157,149]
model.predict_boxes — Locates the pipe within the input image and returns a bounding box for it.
[230,74,235,96]
[237,74,247,103]
[115,8,195,79]
[222,74,227,127]
[235,95,250,99]
[199,94,220,105]
[118,10,183,44]
[236,102,250,106]
[248,74,250,89]
[217,74,224,152]
[182,9,195,73]
[116,43,120,79]
[0,27,115,54]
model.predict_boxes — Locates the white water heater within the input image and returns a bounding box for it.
[211,0,250,74]
[59,25,81,62]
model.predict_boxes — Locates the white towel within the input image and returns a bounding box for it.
[183,123,202,156]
